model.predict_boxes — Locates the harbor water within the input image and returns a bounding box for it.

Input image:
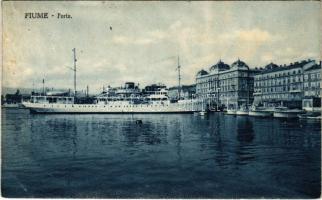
[1,108,321,198]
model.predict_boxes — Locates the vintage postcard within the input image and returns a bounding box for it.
[1,1,321,198]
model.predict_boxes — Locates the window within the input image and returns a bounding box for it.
[304,83,308,88]
[311,74,316,79]
[304,74,308,81]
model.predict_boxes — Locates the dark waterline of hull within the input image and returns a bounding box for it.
[29,110,196,114]
[1,108,321,198]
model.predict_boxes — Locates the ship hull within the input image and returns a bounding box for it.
[236,110,249,116]
[248,111,272,117]
[273,110,304,118]
[226,110,236,115]
[23,102,198,114]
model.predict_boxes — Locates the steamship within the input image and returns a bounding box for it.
[22,83,200,114]
[22,49,201,114]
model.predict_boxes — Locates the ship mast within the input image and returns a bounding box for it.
[177,56,181,100]
[72,48,77,96]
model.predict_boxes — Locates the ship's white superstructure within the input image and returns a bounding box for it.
[22,91,200,114]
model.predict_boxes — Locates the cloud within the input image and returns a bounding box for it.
[2,1,320,93]
[261,53,274,63]
[220,28,279,44]
[2,59,35,88]
[236,29,272,43]
[112,35,157,45]
[148,30,168,40]
[112,35,133,45]
[112,30,169,46]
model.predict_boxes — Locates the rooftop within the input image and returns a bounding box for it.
[258,59,316,73]
[209,60,230,72]
[196,69,209,77]
[231,59,249,69]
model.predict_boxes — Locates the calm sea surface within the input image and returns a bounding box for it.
[1,108,321,198]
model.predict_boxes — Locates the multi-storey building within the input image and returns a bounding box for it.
[219,60,258,109]
[302,62,321,111]
[253,60,317,108]
[303,62,321,97]
[196,59,258,109]
[196,60,229,100]
[196,69,211,98]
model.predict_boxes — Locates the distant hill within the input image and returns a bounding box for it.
[1,87,70,95]
[1,87,95,97]
[2,87,33,95]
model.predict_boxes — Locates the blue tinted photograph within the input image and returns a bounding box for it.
[2,1,321,198]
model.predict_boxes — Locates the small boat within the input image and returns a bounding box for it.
[273,107,304,118]
[236,106,249,116]
[209,107,219,112]
[248,106,273,117]
[298,112,321,120]
[226,108,237,115]
[199,111,207,116]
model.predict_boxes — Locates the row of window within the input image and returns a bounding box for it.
[304,73,321,81]
[254,85,302,93]
[219,71,249,79]
[255,93,303,100]
[304,82,321,88]
[255,75,302,84]
[196,73,250,83]
[255,69,302,80]
[304,91,321,96]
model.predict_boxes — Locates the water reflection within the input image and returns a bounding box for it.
[1,109,321,198]
[211,114,227,167]
[121,119,168,146]
[236,117,254,144]
[236,117,255,164]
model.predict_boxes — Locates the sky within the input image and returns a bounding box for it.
[2,1,321,93]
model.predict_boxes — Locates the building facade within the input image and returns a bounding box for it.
[168,84,196,100]
[196,59,320,109]
[302,62,321,111]
[303,62,321,97]
[196,59,258,109]
[253,60,319,108]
